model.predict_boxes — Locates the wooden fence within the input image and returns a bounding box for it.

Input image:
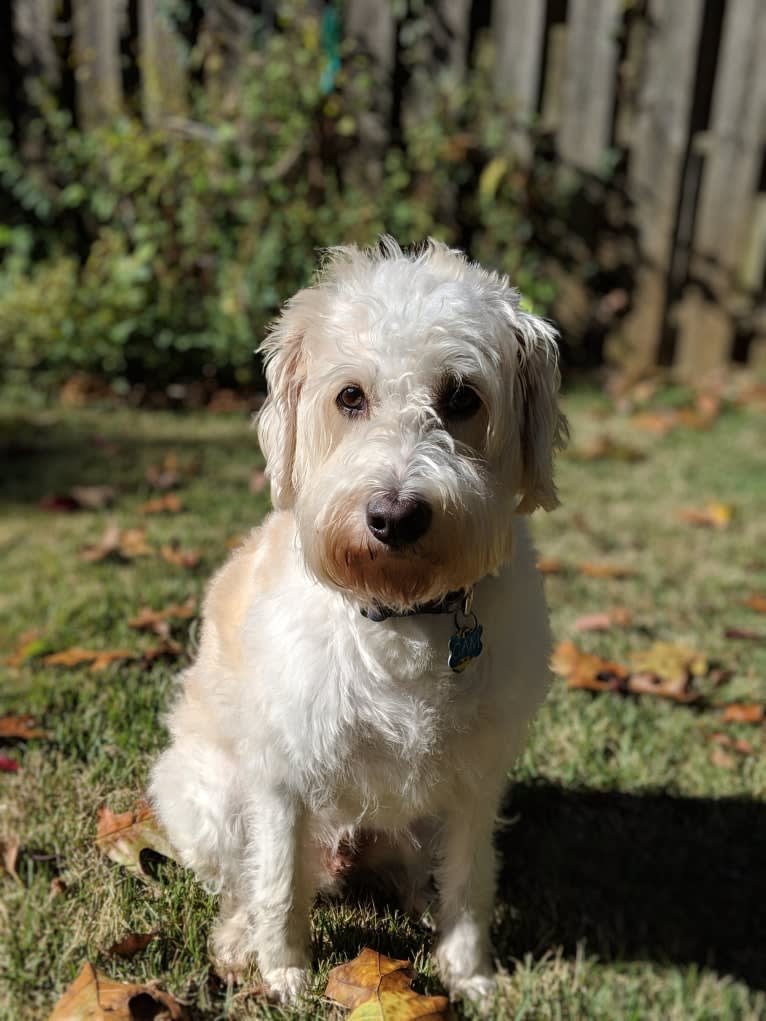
[6,0,766,378]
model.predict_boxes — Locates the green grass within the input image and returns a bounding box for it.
[1,390,765,1020]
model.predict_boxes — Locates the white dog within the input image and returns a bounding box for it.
[149,238,566,1005]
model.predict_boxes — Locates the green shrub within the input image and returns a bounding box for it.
[0,3,554,392]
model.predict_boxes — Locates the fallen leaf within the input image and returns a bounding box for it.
[44,648,136,672]
[537,557,565,575]
[96,799,177,878]
[552,640,710,704]
[106,931,157,959]
[710,732,755,755]
[128,598,196,634]
[574,608,632,632]
[142,638,183,664]
[724,627,764,641]
[550,640,628,694]
[710,746,736,770]
[630,411,677,436]
[1,835,21,882]
[678,502,734,529]
[80,523,152,563]
[160,543,201,569]
[48,961,188,1020]
[570,435,645,462]
[325,948,451,1020]
[580,562,636,579]
[0,714,48,740]
[721,703,765,725]
[140,493,183,515]
[50,877,68,897]
[744,593,766,614]
[5,629,48,667]
[0,756,19,773]
[40,486,116,513]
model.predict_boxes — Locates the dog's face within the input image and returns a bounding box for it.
[258,239,566,610]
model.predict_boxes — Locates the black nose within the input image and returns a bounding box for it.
[366,495,432,548]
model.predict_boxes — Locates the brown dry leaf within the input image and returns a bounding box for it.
[710,732,755,756]
[128,598,196,635]
[40,486,116,513]
[0,714,48,740]
[550,640,629,694]
[570,435,645,463]
[142,638,184,665]
[44,648,136,673]
[96,799,178,878]
[140,493,183,515]
[106,931,157,959]
[5,629,48,667]
[50,877,68,898]
[678,502,735,529]
[580,562,636,579]
[710,746,736,770]
[48,961,187,1020]
[160,543,201,569]
[1,834,21,883]
[744,593,766,614]
[724,627,765,641]
[721,703,765,725]
[630,411,677,436]
[574,608,632,632]
[325,948,451,1020]
[630,642,708,686]
[80,524,152,563]
[537,557,565,575]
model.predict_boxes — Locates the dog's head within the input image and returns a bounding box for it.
[257,238,567,611]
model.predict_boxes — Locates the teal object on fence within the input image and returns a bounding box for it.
[319,5,342,95]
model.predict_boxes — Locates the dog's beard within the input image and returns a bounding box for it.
[299,502,509,612]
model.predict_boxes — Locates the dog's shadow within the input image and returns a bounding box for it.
[494,781,766,989]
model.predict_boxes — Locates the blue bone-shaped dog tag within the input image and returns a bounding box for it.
[448,624,484,673]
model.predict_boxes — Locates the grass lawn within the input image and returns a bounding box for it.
[1,388,765,1020]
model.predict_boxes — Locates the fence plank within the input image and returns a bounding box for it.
[674,0,766,376]
[558,0,621,174]
[14,0,59,88]
[72,0,125,127]
[492,0,546,158]
[616,0,705,370]
[139,0,188,127]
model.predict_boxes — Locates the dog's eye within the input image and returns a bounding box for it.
[336,385,367,415]
[442,383,481,419]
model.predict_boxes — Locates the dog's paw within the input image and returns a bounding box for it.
[448,973,497,1010]
[262,966,312,1003]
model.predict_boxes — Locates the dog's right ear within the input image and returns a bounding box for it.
[256,294,310,510]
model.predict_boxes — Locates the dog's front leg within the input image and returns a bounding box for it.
[216,786,313,1002]
[433,802,497,1005]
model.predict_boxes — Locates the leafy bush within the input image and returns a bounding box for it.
[0,3,554,393]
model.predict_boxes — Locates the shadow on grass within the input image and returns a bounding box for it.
[495,782,766,989]
[0,410,253,507]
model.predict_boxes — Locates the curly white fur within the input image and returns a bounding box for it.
[149,238,567,1005]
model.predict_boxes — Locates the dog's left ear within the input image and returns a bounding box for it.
[256,293,310,510]
[512,311,568,513]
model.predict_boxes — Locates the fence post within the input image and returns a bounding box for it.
[72,0,125,127]
[492,0,546,161]
[557,0,621,175]
[674,0,766,377]
[615,0,705,372]
[139,0,188,128]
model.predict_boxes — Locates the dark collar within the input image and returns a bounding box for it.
[361,589,466,623]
